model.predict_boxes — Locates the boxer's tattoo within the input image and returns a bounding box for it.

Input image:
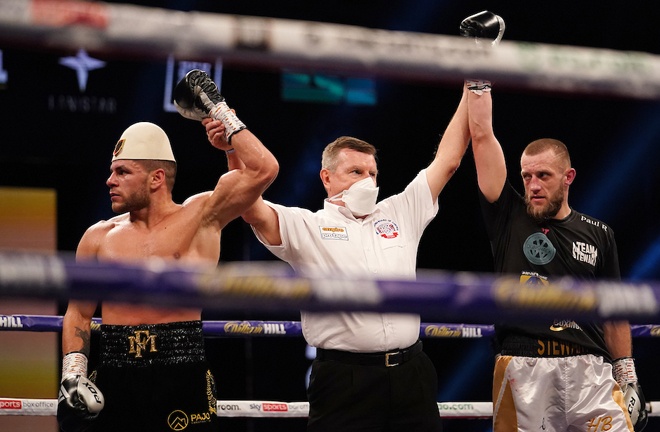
[75,327,91,357]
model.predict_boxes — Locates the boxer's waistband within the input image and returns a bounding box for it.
[100,321,205,367]
[500,334,600,358]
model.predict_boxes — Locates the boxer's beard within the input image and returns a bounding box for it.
[112,186,150,214]
[526,187,564,223]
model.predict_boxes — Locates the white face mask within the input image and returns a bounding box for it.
[329,177,379,217]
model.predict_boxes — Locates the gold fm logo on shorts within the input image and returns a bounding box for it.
[127,330,158,358]
[167,409,213,431]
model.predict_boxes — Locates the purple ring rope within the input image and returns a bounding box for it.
[1,314,658,338]
[1,252,659,323]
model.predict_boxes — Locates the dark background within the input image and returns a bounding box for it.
[1,1,660,431]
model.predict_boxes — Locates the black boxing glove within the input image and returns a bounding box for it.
[57,352,104,432]
[460,11,505,95]
[613,357,648,431]
[459,10,505,46]
[173,69,224,120]
[173,69,246,142]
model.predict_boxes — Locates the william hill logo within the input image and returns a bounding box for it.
[0,315,23,328]
[424,325,461,338]
[224,321,264,335]
[223,321,287,335]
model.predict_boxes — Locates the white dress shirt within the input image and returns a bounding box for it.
[253,170,438,352]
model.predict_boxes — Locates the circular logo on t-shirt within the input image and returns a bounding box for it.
[523,232,556,265]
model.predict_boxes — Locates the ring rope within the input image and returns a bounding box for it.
[2,314,660,338]
[2,253,659,419]
[1,315,659,419]
[2,398,659,419]
[1,0,659,100]
[1,252,659,322]
[0,398,495,419]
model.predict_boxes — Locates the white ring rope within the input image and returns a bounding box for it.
[2,398,660,419]
[0,398,495,419]
[0,0,659,99]
[1,313,659,419]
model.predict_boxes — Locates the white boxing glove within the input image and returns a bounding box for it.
[57,352,104,432]
[613,357,648,432]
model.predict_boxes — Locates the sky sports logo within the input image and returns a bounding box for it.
[0,400,22,409]
[262,403,288,412]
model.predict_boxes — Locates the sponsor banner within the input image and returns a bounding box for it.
[208,320,300,336]
[215,401,308,418]
[422,323,493,338]
[437,402,492,418]
[0,398,56,416]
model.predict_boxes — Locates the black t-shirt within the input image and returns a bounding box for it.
[480,181,620,360]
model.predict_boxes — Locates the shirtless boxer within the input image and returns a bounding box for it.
[57,72,278,432]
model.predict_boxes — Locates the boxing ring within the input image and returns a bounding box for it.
[1,251,660,423]
[1,1,660,429]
